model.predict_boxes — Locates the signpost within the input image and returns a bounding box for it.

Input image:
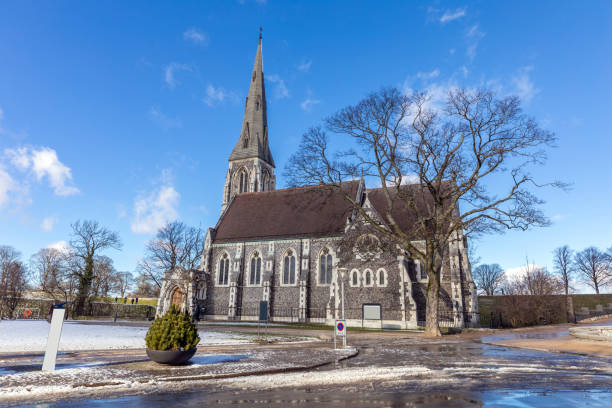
[42,307,66,372]
[258,300,269,338]
[334,319,346,348]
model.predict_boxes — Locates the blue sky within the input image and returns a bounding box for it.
[1,1,611,292]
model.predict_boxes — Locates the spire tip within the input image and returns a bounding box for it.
[259,27,262,41]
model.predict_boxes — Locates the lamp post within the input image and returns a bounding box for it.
[338,267,347,348]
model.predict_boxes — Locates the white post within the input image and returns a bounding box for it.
[339,267,347,348]
[42,308,66,372]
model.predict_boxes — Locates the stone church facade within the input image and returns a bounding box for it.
[156,33,478,328]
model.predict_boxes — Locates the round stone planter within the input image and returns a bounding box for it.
[146,347,197,365]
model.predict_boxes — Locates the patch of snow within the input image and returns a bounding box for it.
[214,365,431,389]
[0,321,255,352]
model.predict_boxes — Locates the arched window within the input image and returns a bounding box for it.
[350,269,359,287]
[283,249,296,285]
[239,170,248,193]
[243,135,249,148]
[319,248,333,285]
[377,268,387,287]
[256,100,260,111]
[262,170,270,192]
[218,253,229,286]
[364,269,372,287]
[249,251,262,285]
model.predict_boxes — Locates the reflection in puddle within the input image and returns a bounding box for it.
[20,388,612,407]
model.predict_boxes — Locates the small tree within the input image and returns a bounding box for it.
[575,247,611,294]
[473,264,505,296]
[145,305,200,351]
[31,247,77,303]
[115,271,133,298]
[0,246,29,318]
[285,87,563,336]
[137,221,204,291]
[552,245,575,322]
[70,220,122,316]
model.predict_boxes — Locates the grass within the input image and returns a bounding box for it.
[96,297,158,307]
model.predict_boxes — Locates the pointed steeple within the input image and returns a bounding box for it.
[228,29,274,167]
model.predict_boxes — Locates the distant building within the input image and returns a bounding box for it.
[157,33,478,328]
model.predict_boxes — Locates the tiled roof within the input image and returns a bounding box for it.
[213,182,359,243]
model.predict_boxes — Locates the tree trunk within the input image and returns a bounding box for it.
[73,256,94,316]
[425,281,441,336]
[424,257,442,337]
[566,294,575,323]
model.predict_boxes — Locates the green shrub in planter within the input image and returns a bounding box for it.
[145,305,200,351]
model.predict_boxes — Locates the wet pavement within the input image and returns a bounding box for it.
[11,329,612,407]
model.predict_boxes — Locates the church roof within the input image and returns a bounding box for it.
[213,181,360,243]
[213,181,454,244]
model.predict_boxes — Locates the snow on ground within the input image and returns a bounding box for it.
[214,364,432,389]
[0,320,254,352]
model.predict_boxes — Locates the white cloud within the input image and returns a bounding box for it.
[465,24,485,62]
[164,63,191,89]
[47,240,71,253]
[297,59,312,72]
[0,166,15,208]
[183,28,209,46]
[131,180,180,234]
[300,91,321,112]
[149,106,182,129]
[203,84,238,107]
[266,74,290,99]
[504,264,541,281]
[511,66,540,104]
[4,146,79,196]
[460,66,469,78]
[40,216,57,232]
[416,69,440,80]
[440,8,466,23]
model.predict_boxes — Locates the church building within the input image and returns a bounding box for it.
[156,33,478,329]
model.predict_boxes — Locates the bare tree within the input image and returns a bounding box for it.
[473,264,505,296]
[285,87,562,336]
[500,262,564,327]
[575,247,611,294]
[70,220,122,316]
[90,255,117,299]
[0,246,29,318]
[115,271,133,298]
[522,264,563,296]
[137,221,204,289]
[552,245,575,322]
[31,247,77,303]
[132,271,159,297]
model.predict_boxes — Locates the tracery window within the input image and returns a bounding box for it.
[283,249,296,285]
[239,170,248,193]
[218,253,229,286]
[319,248,333,285]
[249,251,262,285]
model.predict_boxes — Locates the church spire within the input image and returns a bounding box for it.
[228,29,274,167]
[221,31,276,213]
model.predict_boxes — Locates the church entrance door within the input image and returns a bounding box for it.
[171,288,184,309]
